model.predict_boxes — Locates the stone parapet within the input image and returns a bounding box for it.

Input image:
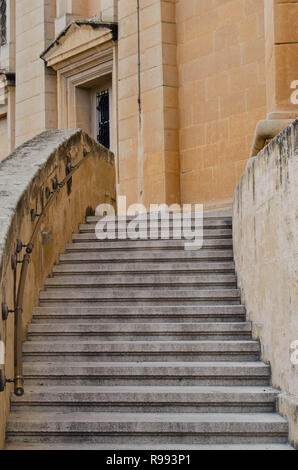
[0,129,116,449]
[233,119,298,448]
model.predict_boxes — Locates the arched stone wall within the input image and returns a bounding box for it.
[0,129,116,448]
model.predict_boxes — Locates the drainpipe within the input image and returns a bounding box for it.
[137,0,143,203]
[250,119,294,158]
[137,0,141,116]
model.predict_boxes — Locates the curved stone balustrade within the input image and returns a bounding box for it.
[0,129,116,447]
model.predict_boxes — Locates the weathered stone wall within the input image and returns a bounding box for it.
[0,129,116,449]
[233,119,298,447]
[176,0,267,209]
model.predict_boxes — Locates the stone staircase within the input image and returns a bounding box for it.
[5,212,292,450]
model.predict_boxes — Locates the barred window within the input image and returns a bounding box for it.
[96,90,110,149]
[0,0,6,46]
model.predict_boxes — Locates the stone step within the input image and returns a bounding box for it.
[39,288,241,307]
[86,211,233,223]
[10,386,279,413]
[22,340,260,362]
[59,250,234,263]
[65,239,233,252]
[5,443,294,450]
[6,412,288,445]
[53,261,236,275]
[72,228,232,242]
[5,210,292,450]
[79,219,233,233]
[22,361,271,386]
[27,322,252,341]
[73,229,233,241]
[44,274,237,290]
[31,305,246,324]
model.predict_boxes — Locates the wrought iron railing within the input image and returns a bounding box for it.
[0,153,89,396]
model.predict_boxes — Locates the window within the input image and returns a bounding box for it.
[0,0,6,46]
[96,90,110,149]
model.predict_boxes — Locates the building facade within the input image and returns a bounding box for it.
[0,0,297,449]
[0,0,297,209]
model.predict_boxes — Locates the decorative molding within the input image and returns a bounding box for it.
[41,20,117,68]
[44,21,115,133]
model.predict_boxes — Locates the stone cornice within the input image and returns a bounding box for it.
[40,21,118,69]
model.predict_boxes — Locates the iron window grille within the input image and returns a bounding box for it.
[0,0,6,46]
[96,90,110,149]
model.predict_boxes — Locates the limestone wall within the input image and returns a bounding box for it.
[265,0,298,117]
[0,0,16,72]
[55,0,106,34]
[176,0,267,209]
[0,129,116,449]
[100,0,118,22]
[1,0,298,210]
[233,120,298,447]
[15,0,57,147]
[0,116,8,161]
[118,0,180,207]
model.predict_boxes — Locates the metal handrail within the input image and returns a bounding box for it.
[14,255,30,396]
[7,153,89,396]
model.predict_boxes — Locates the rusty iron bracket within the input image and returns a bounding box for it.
[66,161,74,174]
[11,254,31,270]
[0,370,16,393]
[45,187,54,199]
[16,239,33,255]
[52,178,64,191]
[30,209,41,222]
[2,303,17,321]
